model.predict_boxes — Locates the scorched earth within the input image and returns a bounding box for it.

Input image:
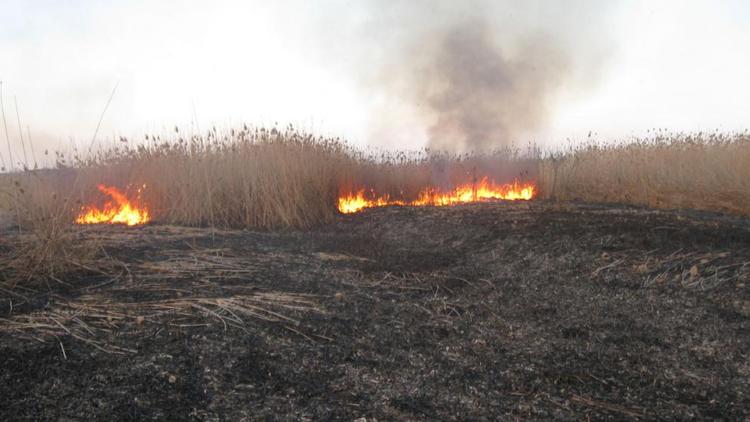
[1,201,749,420]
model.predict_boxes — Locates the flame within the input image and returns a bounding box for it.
[75,184,150,226]
[338,178,535,214]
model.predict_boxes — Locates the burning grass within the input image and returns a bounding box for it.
[2,125,541,231]
[75,184,150,226]
[0,127,749,294]
[68,126,352,230]
[338,178,535,213]
[3,126,745,237]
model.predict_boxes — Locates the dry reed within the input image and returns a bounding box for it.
[538,132,750,215]
[1,128,748,240]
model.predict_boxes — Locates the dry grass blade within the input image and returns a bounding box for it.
[0,289,324,353]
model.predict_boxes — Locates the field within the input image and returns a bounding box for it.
[1,202,749,419]
[0,130,749,419]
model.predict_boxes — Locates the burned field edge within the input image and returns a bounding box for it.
[0,201,749,420]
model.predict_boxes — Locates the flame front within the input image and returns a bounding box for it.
[75,184,150,226]
[338,178,535,214]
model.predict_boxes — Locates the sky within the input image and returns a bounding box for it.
[0,0,749,165]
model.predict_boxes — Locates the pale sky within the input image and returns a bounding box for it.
[1,0,749,165]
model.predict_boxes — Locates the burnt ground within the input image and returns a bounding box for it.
[1,201,749,420]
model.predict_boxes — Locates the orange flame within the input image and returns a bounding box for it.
[75,184,150,226]
[338,178,535,214]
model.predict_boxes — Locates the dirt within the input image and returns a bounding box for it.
[1,201,749,420]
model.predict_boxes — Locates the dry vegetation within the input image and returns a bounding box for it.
[539,131,750,215]
[4,127,749,233]
[1,126,749,289]
[2,125,541,231]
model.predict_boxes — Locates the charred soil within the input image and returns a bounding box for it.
[1,202,749,420]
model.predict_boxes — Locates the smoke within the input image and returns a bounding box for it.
[411,21,568,151]
[342,0,614,152]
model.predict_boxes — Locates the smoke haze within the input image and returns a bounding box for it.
[2,0,750,162]
[411,21,568,151]
[343,0,611,152]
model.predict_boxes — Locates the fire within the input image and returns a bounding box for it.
[338,178,535,214]
[75,184,150,226]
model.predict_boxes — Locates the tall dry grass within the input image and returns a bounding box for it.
[75,126,356,229]
[1,128,749,235]
[538,132,750,215]
[0,168,99,289]
[4,125,537,231]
